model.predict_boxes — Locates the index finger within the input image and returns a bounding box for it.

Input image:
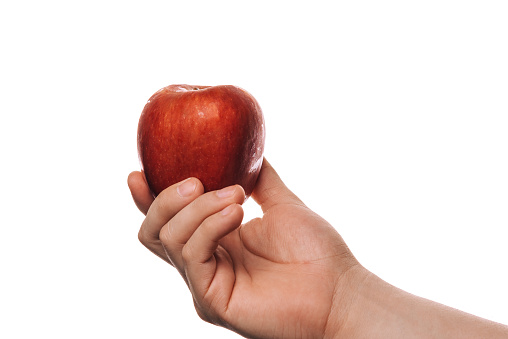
[137,177,205,264]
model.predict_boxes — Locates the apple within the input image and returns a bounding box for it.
[137,84,265,198]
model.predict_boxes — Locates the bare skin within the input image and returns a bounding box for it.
[128,158,508,338]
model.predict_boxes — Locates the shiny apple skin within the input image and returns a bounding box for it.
[137,84,265,198]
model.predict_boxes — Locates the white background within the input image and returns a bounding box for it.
[1,1,507,338]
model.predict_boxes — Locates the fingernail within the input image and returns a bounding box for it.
[216,186,236,198]
[221,204,235,216]
[177,178,197,197]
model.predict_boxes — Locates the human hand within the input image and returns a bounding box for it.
[127,159,366,338]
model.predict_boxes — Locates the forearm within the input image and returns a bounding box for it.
[327,267,508,338]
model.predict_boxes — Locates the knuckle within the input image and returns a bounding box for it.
[137,228,148,246]
[150,182,180,214]
[189,194,208,213]
[194,302,213,324]
[192,187,223,210]
[181,243,193,262]
[152,194,170,216]
[158,225,170,245]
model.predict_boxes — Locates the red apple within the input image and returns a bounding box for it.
[137,84,265,198]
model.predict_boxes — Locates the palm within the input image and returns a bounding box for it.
[214,203,355,338]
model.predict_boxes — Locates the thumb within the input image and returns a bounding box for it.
[251,158,304,212]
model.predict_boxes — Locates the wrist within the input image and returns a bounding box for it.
[324,265,414,339]
[325,266,508,338]
[324,264,373,338]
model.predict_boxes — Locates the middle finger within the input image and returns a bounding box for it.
[159,184,245,269]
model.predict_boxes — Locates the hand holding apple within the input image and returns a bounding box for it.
[137,84,265,198]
